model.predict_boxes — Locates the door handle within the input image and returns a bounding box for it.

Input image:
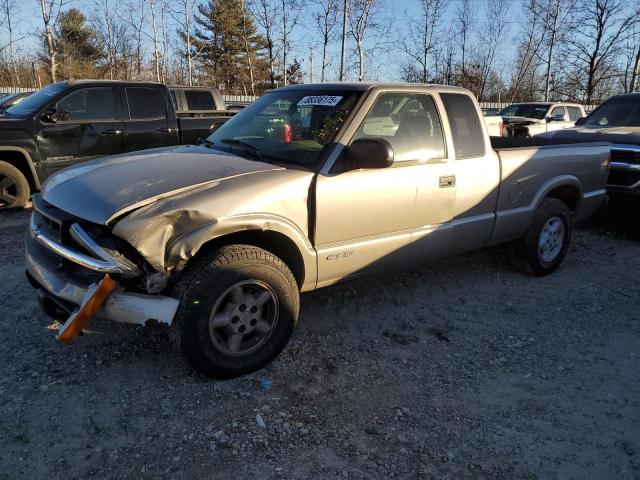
[439,175,456,188]
[157,127,176,133]
[100,129,122,135]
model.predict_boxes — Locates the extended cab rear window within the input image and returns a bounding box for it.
[440,93,485,159]
[185,90,216,110]
[125,87,165,120]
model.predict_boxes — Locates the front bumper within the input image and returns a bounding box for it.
[25,217,179,327]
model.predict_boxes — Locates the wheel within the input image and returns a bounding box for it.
[171,245,300,379]
[513,198,572,276]
[0,160,29,209]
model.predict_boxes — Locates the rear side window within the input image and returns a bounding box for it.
[567,107,582,121]
[125,87,165,120]
[440,93,485,159]
[185,90,216,110]
[56,87,115,122]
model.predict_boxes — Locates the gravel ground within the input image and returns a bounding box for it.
[1,203,639,480]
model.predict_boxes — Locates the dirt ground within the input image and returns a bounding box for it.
[1,202,639,480]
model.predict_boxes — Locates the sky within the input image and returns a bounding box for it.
[7,0,636,84]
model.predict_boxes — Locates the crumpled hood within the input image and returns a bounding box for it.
[41,145,283,225]
[540,126,640,144]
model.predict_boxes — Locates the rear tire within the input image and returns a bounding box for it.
[513,198,571,276]
[0,160,29,209]
[170,245,299,379]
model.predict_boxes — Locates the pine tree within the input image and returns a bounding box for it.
[190,0,267,92]
[54,9,103,79]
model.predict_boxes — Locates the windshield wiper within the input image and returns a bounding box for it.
[219,138,263,161]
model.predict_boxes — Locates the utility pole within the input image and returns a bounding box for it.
[309,48,314,83]
[339,0,347,81]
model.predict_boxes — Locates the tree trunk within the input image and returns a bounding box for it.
[149,0,161,83]
[39,0,57,83]
[357,38,364,81]
[184,0,193,86]
[5,1,20,86]
[282,0,288,86]
[339,0,347,81]
[104,0,115,79]
[543,0,560,102]
[630,45,640,93]
[240,2,255,95]
[321,36,328,81]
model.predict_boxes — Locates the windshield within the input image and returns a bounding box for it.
[4,83,66,117]
[583,95,640,127]
[499,104,550,119]
[207,90,360,168]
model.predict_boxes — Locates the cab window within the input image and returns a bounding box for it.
[567,107,582,121]
[125,87,165,120]
[550,106,565,119]
[351,92,445,163]
[440,93,485,159]
[55,87,116,122]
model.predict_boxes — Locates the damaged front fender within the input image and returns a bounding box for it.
[111,168,318,291]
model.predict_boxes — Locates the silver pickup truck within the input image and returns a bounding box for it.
[25,83,610,378]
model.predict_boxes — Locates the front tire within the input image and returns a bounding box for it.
[0,160,29,209]
[513,198,572,276]
[171,245,299,379]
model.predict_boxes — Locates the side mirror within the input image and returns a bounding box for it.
[546,114,565,122]
[575,116,586,126]
[347,138,394,169]
[41,108,58,123]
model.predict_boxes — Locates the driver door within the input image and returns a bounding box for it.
[37,86,125,175]
[314,91,455,287]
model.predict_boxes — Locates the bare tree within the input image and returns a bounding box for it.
[621,24,640,92]
[94,0,117,79]
[279,0,304,86]
[38,0,64,82]
[313,0,340,82]
[349,0,380,81]
[119,0,147,80]
[250,0,278,86]
[148,0,161,82]
[535,0,578,101]
[566,0,639,103]
[174,0,197,85]
[631,43,640,92]
[339,0,347,80]
[507,0,547,101]
[455,0,473,77]
[477,0,509,100]
[239,0,256,94]
[400,0,448,83]
[1,0,23,85]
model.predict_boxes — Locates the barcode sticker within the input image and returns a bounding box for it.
[297,95,343,107]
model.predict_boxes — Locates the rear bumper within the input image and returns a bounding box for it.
[25,225,179,326]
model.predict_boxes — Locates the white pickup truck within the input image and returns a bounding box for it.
[485,102,586,138]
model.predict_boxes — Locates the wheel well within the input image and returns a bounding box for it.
[0,151,37,191]
[194,230,306,288]
[546,185,579,212]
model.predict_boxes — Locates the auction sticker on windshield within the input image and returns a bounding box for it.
[297,95,343,107]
